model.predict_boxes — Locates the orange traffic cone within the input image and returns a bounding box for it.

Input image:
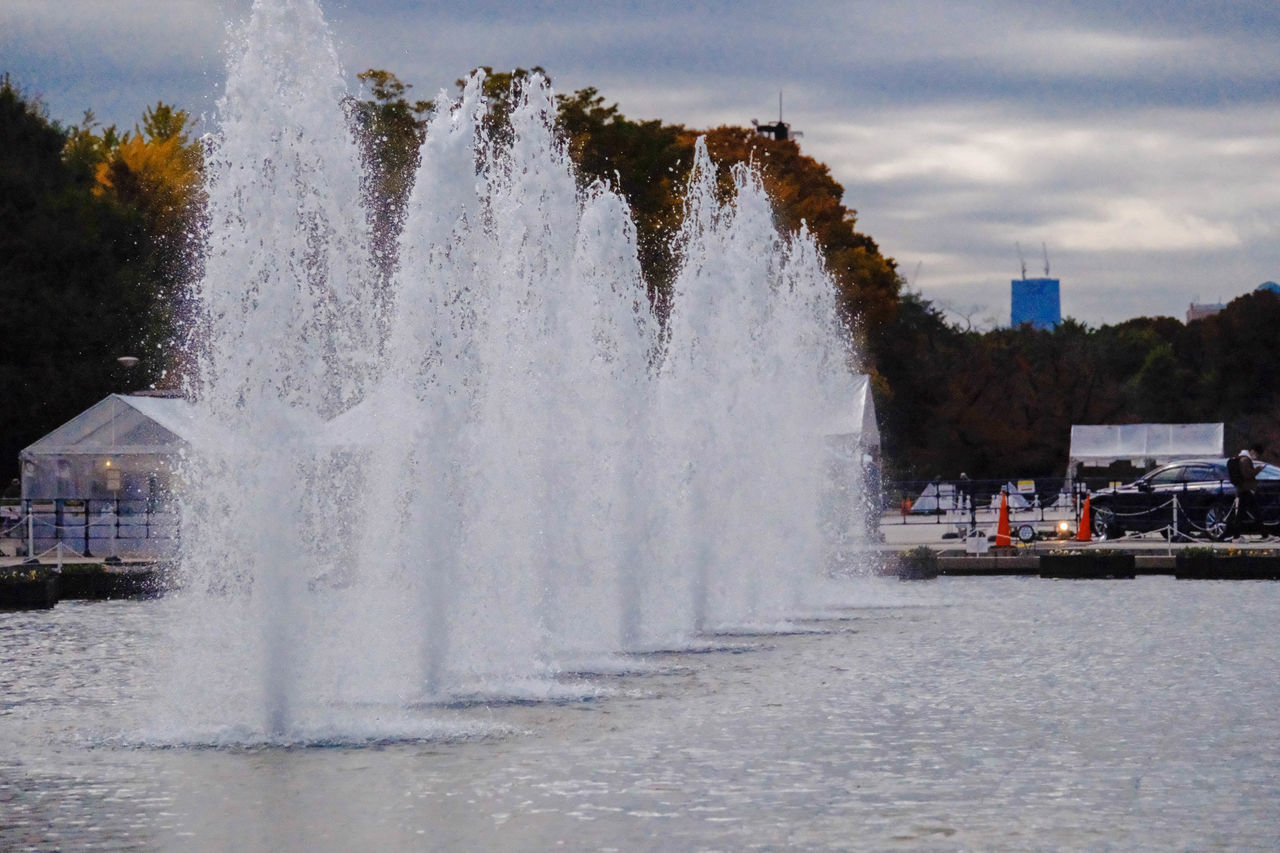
[1076,495,1092,542]
[995,490,1012,546]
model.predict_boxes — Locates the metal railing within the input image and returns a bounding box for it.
[880,477,1085,529]
[879,475,1279,542]
[1,498,178,560]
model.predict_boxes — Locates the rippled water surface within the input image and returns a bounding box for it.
[3,577,1279,851]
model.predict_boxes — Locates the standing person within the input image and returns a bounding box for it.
[1230,448,1260,530]
[958,473,976,537]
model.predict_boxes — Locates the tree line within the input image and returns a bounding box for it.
[879,293,1280,480]
[1,76,201,485]
[2,71,1277,484]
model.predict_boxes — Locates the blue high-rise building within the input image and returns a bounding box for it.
[1011,278,1061,329]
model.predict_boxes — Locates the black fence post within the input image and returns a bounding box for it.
[83,498,92,557]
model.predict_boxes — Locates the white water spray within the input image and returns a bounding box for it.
[162,0,871,744]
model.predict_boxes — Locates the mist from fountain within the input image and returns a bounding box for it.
[160,0,872,745]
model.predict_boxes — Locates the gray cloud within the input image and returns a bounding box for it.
[3,0,1277,325]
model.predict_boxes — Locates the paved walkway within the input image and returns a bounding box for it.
[878,509,1279,552]
[4,510,1276,570]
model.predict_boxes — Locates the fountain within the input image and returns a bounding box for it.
[160,0,869,745]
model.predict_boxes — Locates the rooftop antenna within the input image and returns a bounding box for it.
[751,90,801,141]
[1016,242,1027,280]
[1042,242,1050,277]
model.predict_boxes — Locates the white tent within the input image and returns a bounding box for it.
[328,373,883,454]
[910,481,1032,514]
[19,394,196,501]
[818,374,883,555]
[319,381,409,449]
[821,374,880,452]
[910,482,959,514]
[17,394,194,557]
[1068,423,1223,476]
[816,372,883,491]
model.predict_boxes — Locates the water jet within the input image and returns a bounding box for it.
[162,0,868,744]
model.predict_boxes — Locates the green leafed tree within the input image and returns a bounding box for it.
[0,77,168,479]
[554,86,690,315]
[350,68,432,272]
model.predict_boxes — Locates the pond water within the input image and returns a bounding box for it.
[3,576,1278,851]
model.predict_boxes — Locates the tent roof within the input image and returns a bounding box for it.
[823,374,880,448]
[1069,423,1223,467]
[326,374,883,451]
[852,374,880,448]
[319,382,407,448]
[20,394,198,457]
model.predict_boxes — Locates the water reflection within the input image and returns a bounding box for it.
[3,578,1279,850]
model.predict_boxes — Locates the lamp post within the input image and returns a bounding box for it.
[105,355,140,557]
[115,354,140,401]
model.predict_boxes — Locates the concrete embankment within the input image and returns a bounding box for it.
[1,561,169,610]
[892,550,1280,580]
[5,550,1280,610]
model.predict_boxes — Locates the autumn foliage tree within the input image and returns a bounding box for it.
[350,68,432,273]
[695,126,901,369]
[554,85,693,316]
[371,69,905,354]
[11,66,1274,486]
[90,104,203,253]
[549,84,905,364]
[0,78,171,478]
[93,105,202,347]
[57,101,206,388]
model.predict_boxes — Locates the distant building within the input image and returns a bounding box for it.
[1186,283,1277,322]
[1182,280,1274,320]
[1186,301,1225,323]
[1011,277,1061,329]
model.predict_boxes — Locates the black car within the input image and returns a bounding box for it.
[1089,458,1280,540]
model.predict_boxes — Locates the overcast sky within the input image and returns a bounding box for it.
[4,0,1278,327]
